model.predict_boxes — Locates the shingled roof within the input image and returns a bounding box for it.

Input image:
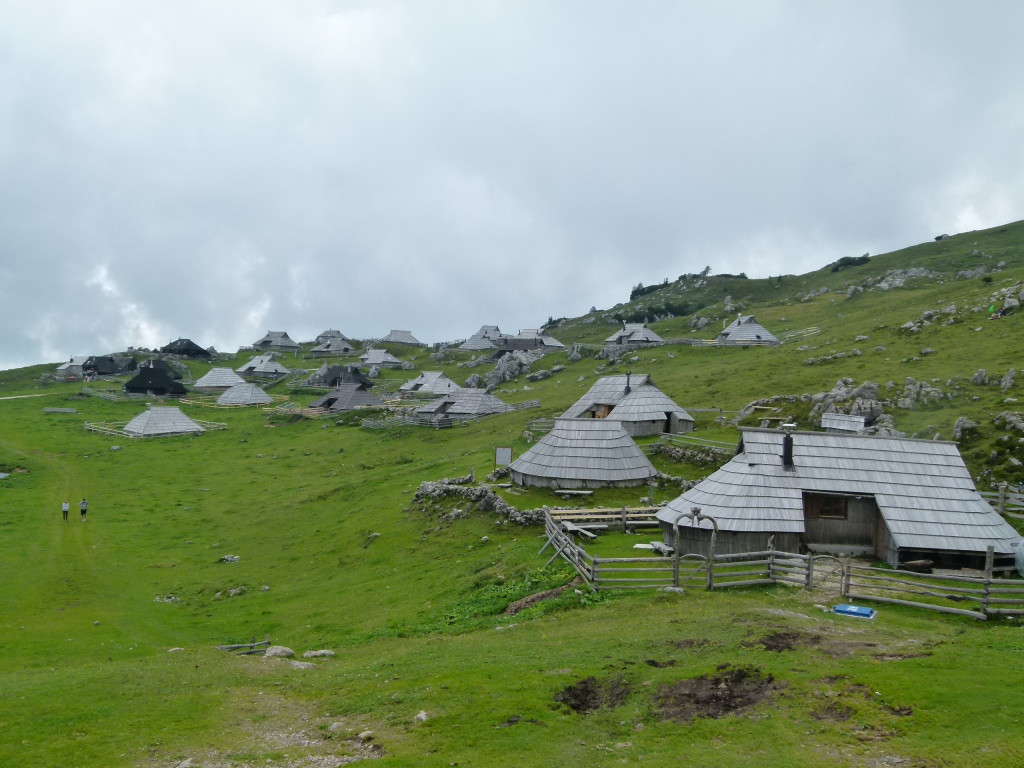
[123,406,205,437]
[359,349,402,367]
[253,331,301,350]
[309,383,383,412]
[656,428,1020,561]
[217,382,273,406]
[381,329,423,345]
[459,325,505,350]
[400,371,460,395]
[715,315,780,346]
[415,388,512,417]
[509,418,657,489]
[605,323,664,345]
[194,367,246,390]
[561,374,693,435]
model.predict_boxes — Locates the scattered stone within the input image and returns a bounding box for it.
[289,661,316,670]
[1001,369,1016,392]
[264,645,296,658]
[414,710,429,723]
[953,417,978,441]
[303,649,336,658]
[168,647,184,652]
[971,369,990,385]
[227,586,247,597]
[920,348,935,356]
[357,730,374,742]
[110,445,121,451]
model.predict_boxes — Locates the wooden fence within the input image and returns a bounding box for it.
[540,511,1024,619]
[362,399,541,430]
[980,485,1024,516]
[656,432,735,455]
[83,419,228,437]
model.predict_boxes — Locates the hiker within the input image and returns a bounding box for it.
[61,500,69,522]
[79,498,88,522]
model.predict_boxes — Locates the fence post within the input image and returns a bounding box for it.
[983,545,994,615]
[673,524,681,588]
[706,530,717,591]
[841,562,850,598]
[999,483,1007,516]
[805,553,815,591]
[766,535,776,583]
[621,506,627,533]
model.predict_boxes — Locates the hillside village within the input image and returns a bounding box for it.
[4,220,1024,766]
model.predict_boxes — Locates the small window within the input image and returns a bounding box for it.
[803,493,848,520]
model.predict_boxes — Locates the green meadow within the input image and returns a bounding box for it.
[3,220,1024,767]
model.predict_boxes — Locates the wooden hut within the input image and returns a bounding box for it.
[509,418,657,489]
[400,371,460,395]
[194,367,245,391]
[217,383,272,406]
[561,373,693,436]
[123,406,204,437]
[715,315,780,346]
[309,383,383,412]
[655,428,1021,568]
[604,322,664,345]
[252,331,301,352]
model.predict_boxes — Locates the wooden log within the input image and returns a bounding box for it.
[771,576,808,587]
[847,580,982,602]
[710,579,776,589]
[846,592,987,620]
[849,569,990,590]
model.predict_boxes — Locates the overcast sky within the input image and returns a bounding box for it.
[2,1,1023,369]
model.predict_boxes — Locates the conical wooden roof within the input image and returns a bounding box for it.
[194,367,246,390]
[123,407,204,437]
[509,418,656,488]
[217,383,272,406]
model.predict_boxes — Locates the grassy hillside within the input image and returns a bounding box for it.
[3,219,1024,767]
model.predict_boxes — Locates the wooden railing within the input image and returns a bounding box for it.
[540,511,1024,619]
[657,432,735,455]
[980,486,1024,516]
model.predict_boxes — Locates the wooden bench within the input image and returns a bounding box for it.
[561,521,598,540]
[649,541,675,556]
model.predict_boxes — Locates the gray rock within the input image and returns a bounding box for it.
[953,417,978,441]
[971,369,989,385]
[1002,368,1016,392]
[414,710,429,723]
[288,661,316,670]
[218,555,240,563]
[264,645,295,658]
[303,649,336,658]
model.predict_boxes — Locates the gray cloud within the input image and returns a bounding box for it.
[2,1,1023,368]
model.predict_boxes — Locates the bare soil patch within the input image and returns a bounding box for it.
[554,674,631,713]
[746,629,881,658]
[504,577,582,615]
[654,664,781,722]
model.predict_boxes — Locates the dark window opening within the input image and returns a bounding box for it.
[803,493,848,520]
